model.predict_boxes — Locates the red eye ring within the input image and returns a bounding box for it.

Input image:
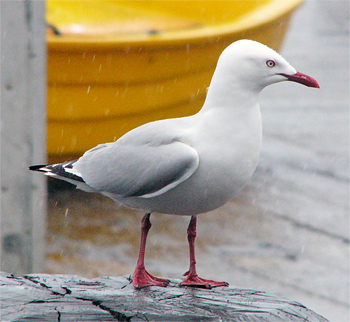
[266,60,276,68]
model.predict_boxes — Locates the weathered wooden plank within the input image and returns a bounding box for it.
[0,0,47,274]
[0,272,329,321]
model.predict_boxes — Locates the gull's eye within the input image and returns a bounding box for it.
[266,60,276,68]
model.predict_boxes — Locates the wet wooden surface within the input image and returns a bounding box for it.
[1,0,47,275]
[42,1,349,322]
[0,272,330,321]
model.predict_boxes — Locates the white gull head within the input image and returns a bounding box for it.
[204,39,319,109]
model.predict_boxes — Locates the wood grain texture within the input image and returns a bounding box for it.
[0,272,330,322]
[0,0,47,274]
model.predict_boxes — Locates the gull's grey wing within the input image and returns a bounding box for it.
[73,137,199,199]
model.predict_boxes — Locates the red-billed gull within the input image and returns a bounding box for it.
[30,39,319,289]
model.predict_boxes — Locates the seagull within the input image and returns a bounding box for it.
[30,39,319,289]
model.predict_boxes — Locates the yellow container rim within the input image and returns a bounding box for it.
[48,0,303,51]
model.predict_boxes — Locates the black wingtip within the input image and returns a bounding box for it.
[29,165,47,171]
[29,161,85,183]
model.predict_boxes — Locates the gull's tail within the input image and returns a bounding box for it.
[29,161,95,192]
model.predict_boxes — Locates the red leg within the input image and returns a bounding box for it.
[132,213,170,288]
[180,215,229,289]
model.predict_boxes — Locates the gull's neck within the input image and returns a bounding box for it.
[201,66,261,112]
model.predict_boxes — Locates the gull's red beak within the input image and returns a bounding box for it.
[279,71,320,88]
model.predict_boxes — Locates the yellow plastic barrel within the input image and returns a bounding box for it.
[47,0,303,162]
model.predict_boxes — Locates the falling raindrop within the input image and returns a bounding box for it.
[122,87,128,98]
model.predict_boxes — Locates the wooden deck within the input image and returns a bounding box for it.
[43,1,349,322]
[1,272,330,321]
